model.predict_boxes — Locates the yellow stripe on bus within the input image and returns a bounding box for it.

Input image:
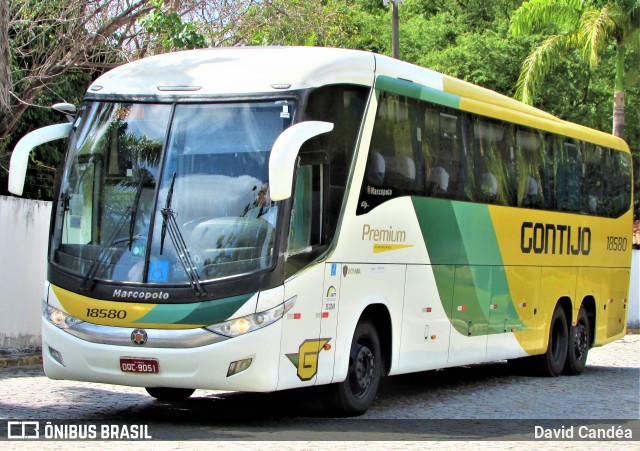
[52,285,156,327]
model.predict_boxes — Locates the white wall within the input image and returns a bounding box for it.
[0,196,51,352]
[629,250,640,328]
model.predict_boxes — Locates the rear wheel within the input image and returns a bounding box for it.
[536,305,568,376]
[145,387,195,401]
[563,306,590,375]
[323,319,381,416]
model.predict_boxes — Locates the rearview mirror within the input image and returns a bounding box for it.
[269,121,333,201]
[9,123,72,196]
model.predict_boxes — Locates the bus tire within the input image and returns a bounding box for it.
[536,305,568,377]
[145,387,195,401]
[563,306,590,375]
[324,319,382,416]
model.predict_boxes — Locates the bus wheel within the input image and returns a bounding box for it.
[324,319,381,416]
[563,306,590,375]
[145,387,195,401]
[537,305,568,376]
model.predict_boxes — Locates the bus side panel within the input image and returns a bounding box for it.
[576,266,602,323]
[398,265,451,373]
[508,266,543,355]
[485,266,531,361]
[316,262,343,385]
[446,265,489,366]
[332,263,406,380]
[606,268,629,341]
[277,264,325,391]
[592,267,628,346]
[538,266,578,352]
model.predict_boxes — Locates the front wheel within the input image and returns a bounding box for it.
[323,319,382,416]
[563,306,590,375]
[145,387,195,401]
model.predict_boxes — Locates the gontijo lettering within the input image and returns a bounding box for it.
[520,222,591,255]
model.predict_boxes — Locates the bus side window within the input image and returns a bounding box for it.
[429,112,459,199]
[515,127,545,209]
[582,144,603,215]
[372,92,417,195]
[424,109,473,202]
[555,138,583,213]
[357,92,420,215]
[472,118,514,206]
[285,161,327,277]
[304,84,368,231]
[603,149,632,217]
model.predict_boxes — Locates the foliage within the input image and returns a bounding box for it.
[139,0,206,52]
[510,0,640,138]
[1,0,639,212]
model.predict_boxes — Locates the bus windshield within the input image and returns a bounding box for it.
[52,100,295,286]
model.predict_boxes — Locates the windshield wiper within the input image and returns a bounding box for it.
[80,205,132,292]
[128,171,148,251]
[79,174,147,292]
[160,173,206,296]
[159,172,175,256]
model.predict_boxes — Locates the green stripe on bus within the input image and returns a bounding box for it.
[375,75,461,109]
[412,197,468,265]
[135,293,255,326]
[411,197,525,335]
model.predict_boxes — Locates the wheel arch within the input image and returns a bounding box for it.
[359,303,392,376]
[557,296,573,332]
[580,295,597,347]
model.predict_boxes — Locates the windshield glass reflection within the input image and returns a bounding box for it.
[50,99,294,287]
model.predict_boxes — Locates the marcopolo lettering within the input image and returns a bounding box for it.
[113,289,170,300]
[366,186,393,196]
[520,222,591,255]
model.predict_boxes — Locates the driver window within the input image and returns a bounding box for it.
[285,162,326,276]
[288,165,313,252]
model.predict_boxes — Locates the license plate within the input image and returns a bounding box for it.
[120,357,159,374]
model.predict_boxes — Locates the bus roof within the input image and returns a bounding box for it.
[88,46,628,152]
[89,47,376,97]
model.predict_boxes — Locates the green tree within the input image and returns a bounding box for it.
[139,0,206,52]
[236,0,383,49]
[510,0,640,138]
[0,0,155,144]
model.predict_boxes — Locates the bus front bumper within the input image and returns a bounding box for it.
[42,318,283,392]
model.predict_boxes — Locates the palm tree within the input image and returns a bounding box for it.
[510,0,640,138]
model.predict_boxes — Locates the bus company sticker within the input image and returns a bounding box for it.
[370,264,385,273]
[286,338,331,381]
[343,265,361,277]
[326,286,337,299]
[330,263,337,276]
[324,286,337,311]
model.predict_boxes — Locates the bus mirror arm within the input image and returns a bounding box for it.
[269,121,334,201]
[9,123,72,196]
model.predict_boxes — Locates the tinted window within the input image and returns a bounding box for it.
[357,88,631,219]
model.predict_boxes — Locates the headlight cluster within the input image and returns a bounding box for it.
[206,296,296,338]
[43,301,83,329]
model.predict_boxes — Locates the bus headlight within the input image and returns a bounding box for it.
[206,296,296,338]
[43,301,83,330]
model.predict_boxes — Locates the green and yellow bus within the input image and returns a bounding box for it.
[10,47,632,415]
